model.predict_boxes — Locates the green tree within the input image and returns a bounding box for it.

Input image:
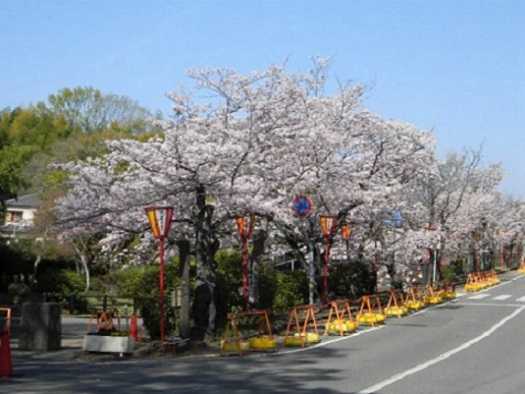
[47,87,153,133]
[0,106,72,207]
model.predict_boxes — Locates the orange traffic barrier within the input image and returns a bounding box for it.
[405,287,425,310]
[384,290,408,318]
[424,285,443,304]
[465,271,499,292]
[284,304,320,347]
[440,282,456,300]
[324,299,358,336]
[357,295,386,326]
[464,273,480,292]
[221,309,276,354]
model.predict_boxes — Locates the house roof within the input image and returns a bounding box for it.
[5,193,41,209]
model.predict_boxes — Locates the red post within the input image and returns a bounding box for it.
[144,206,174,343]
[130,314,138,341]
[0,330,12,377]
[323,240,331,304]
[322,242,330,304]
[235,214,255,311]
[159,237,166,342]
[319,214,337,304]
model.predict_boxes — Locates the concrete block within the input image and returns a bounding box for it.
[83,335,134,354]
[19,302,61,351]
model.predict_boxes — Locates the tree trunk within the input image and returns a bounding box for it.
[79,254,90,292]
[33,255,42,273]
[473,240,480,272]
[206,282,216,339]
[177,239,191,339]
[72,242,90,292]
[249,230,267,306]
[306,241,317,305]
[194,185,220,339]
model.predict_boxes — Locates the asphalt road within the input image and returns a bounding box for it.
[6,273,525,393]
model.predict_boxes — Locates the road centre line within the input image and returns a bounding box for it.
[275,326,385,356]
[468,293,490,300]
[452,302,523,308]
[357,305,525,394]
[493,294,512,301]
[516,296,525,302]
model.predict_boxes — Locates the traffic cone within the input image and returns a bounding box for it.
[0,330,12,378]
[130,314,138,341]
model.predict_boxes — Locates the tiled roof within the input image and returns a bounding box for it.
[5,193,41,209]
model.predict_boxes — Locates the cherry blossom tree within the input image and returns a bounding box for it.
[54,60,516,335]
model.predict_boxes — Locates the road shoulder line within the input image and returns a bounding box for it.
[357,305,525,394]
[275,326,386,356]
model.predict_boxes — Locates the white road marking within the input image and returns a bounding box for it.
[476,279,513,292]
[468,294,490,300]
[453,302,522,308]
[275,326,385,356]
[493,294,512,301]
[455,292,466,297]
[358,306,525,394]
[517,296,525,303]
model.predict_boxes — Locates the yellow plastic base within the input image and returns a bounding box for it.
[405,300,425,311]
[441,291,456,300]
[357,312,386,326]
[385,306,408,318]
[284,332,321,347]
[425,295,443,305]
[249,336,277,351]
[221,340,250,353]
[465,284,483,292]
[327,319,359,334]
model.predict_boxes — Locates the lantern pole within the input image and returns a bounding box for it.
[242,234,249,309]
[320,214,337,305]
[341,222,351,263]
[145,206,174,343]
[236,215,255,310]
[158,236,166,342]
[323,240,330,304]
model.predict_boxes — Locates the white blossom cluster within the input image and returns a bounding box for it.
[54,61,524,286]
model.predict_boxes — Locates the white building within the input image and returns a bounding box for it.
[1,193,41,237]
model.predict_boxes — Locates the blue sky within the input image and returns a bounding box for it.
[1,1,523,195]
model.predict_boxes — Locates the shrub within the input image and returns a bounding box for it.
[131,263,179,340]
[34,267,87,313]
[441,260,465,283]
[215,251,307,325]
[271,270,308,314]
[329,260,376,299]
